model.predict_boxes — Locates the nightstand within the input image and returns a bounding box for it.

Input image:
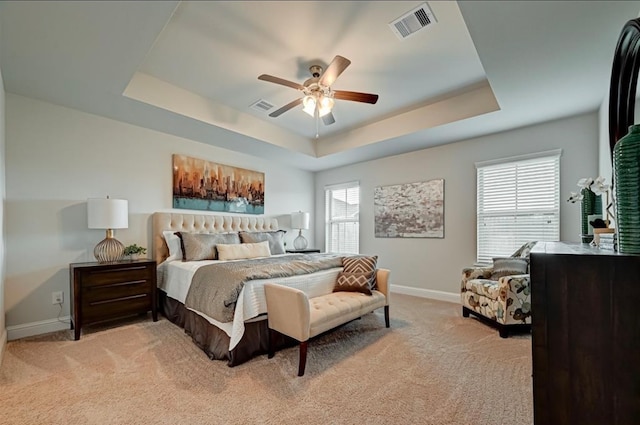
[70,259,157,340]
[286,249,321,254]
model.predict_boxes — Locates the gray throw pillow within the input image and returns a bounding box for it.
[490,257,528,280]
[239,230,286,255]
[180,232,241,261]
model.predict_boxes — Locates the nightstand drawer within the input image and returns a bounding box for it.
[82,279,152,303]
[82,293,152,323]
[81,265,152,287]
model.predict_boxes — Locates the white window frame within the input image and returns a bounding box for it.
[325,181,360,254]
[476,150,561,264]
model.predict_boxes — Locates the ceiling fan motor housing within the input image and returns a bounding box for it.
[309,65,323,78]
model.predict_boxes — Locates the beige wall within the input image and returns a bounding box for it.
[315,112,599,298]
[4,94,315,337]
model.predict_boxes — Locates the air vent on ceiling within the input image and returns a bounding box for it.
[250,99,275,113]
[389,2,437,40]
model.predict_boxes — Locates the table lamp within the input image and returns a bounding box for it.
[87,197,128,262]
[291,211,310,250]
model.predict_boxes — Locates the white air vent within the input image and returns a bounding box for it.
[250,99,275,112]
[389,2,437,40]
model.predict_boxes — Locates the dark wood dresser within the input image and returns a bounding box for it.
[70,259,157,340]
[530,242,640,425]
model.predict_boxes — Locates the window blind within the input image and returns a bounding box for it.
[325,182,360,254]
[476,152,560,264]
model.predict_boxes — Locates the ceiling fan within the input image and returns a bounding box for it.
[257,55,379,127]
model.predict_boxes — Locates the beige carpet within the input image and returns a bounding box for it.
[0,294,532,425]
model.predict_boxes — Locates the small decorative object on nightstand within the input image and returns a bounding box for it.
[123,244,147,260]
[291,211,310,250]
[286,249,321,254]
[69,259,157,340]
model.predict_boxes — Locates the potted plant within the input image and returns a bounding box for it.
[123,244,147,260]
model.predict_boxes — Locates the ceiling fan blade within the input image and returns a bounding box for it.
[268,98,303,117]
[318,55,351,86]
[258,74,305,91]
[334,90,379,104]
[322,112,336,126]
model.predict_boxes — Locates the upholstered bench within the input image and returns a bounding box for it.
[264,268,390,376]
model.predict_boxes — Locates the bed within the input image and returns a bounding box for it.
[152,212,344,366]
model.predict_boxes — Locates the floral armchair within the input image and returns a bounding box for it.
[460,242,536,338]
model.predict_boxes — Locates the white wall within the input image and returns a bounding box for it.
[598,96,613,186]
[315,112,599,298]
[0,65,7,360]
[5,94,315,337]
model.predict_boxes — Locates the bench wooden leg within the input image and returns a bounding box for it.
[268,328,276,359]
[298,341,308,376]
[384,305,390,328]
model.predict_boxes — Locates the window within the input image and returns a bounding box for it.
[476,150,561,264]
[325,181,360,254]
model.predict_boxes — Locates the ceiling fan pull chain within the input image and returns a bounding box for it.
[315,111,320,139]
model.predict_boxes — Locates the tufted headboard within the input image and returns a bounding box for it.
[152,212,279,265]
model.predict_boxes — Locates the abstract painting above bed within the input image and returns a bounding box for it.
[172,154,265,214]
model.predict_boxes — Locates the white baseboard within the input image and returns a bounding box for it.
[0,328,6,365]
[7,316,71,341]
[391,284,459,304]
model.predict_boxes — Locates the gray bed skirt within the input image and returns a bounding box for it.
[159,290,295,366]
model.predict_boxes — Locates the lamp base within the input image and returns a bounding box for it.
[294,230,308,250]
[94,230,125,263]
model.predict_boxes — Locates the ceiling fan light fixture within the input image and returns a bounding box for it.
[320,95,334,109]
[302,95,316,116]
[318,106,331,117]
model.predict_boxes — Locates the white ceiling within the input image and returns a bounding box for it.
[1,1,639,171]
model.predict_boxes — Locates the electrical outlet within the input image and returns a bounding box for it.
[52,291,64,305]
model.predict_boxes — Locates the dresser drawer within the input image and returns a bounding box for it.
[81,265,153,287]
[82,279,152,303]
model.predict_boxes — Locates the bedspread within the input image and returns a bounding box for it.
[184,254,343,322]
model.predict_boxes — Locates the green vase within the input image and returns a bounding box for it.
[613,124,640,253]
[580,188,601,243]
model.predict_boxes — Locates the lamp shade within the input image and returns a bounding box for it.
[291,211,310,230]
[87,198,128,229]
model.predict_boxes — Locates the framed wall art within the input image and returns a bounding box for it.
[172,154,265,214]
[374,178,444,238]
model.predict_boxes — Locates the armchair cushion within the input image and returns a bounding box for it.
[463,278,502,299]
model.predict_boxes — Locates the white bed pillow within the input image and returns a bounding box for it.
[217,241,271,261]
[163,230,182,261]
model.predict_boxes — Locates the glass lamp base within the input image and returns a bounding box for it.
[293,232,308,250]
